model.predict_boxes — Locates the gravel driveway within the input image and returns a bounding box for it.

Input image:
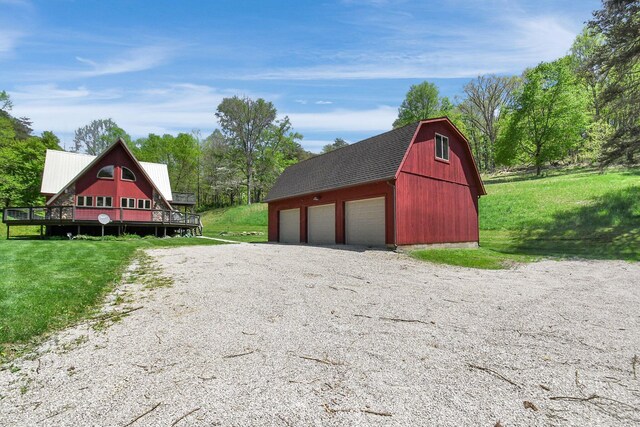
[1,243,639,426]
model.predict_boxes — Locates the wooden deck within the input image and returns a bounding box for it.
[3,206,202,237]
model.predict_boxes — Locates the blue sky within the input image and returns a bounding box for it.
[1,0,600,152]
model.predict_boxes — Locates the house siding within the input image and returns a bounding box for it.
[267,180,395,245]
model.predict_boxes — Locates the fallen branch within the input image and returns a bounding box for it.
[299,355,342,366]
[171,407,201,426]
[362,409,392,417]
[354,314,433,325]
[549,394,599,402]
[328,285,358,293]
[222,350,256,359]
[379,317,433,325]
[467,363,520,388]
[95,306,143,323]
[123,402,161,427]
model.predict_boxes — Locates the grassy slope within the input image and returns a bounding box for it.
[413,167,640,268]
[0,233,222,349]
[200,204,268,242]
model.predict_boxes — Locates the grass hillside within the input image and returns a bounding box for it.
[415,167,640,268]
[200,203,268,242]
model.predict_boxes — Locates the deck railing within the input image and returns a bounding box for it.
[2,206,200,226]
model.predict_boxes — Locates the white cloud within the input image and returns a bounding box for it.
[237,13,579,80]
[294,99,308,104]
[284,106,397,132]
[9,83,227,139]
[0,29,24,54]
[315,100,333,105]
[74,45,173,77]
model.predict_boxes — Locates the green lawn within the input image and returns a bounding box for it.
[0,233,222,354]
[200,203,268,242]
[413,167,640,268]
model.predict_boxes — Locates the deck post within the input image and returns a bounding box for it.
[164,227,166,237]
[77,225,81,235]
[6,225,9,240]
[154,226,157,237]
[40,225,43,239]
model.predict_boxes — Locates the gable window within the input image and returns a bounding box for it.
[435,133,449,161]
[97,165,114,179]
[96,196,113,207]
[121,197,136,208]
[77,196,93,207]
[137,199,151,209]
[121,167,136,181]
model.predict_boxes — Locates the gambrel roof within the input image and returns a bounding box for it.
[265,117,485,202]
[42,139,173,204]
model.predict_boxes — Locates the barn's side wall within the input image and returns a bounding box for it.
[267,180,395,244]
[396,122,479,245]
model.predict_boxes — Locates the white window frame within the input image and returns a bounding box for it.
[137,199,151,209]
[121,167,136,181]
[97,165,114,179]
[76,195,93,207]
[96,196,113,207]
[121,197,136,209]
[435,133,450,162]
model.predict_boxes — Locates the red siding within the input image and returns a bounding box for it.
[268,181,394,244]
[396,121,479,245]
[396,172,478,245]
[74,147,154,205]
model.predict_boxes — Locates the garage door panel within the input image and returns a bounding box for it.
[279,208,300,243]
[308,204,335,244]
[345,197,385,246]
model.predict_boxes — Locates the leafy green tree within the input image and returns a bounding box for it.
[0,93,62,207]
[496,57,589,175]
[135,133,200,193]
[215,96,278,205]
[393,82,443,128]
[459,75,518,171]
[588,0,640,164]
[73,118,131,155]
[321,138,349,153]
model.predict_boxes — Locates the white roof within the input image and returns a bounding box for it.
[41,150,174,202]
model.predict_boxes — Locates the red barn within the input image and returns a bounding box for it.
[2,138,200,237]
[265,117,486,247]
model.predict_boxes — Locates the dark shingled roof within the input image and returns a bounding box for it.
[265,122,419,202]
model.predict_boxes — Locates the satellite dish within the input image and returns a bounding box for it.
[98,214,111,225]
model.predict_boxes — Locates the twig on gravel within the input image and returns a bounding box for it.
[632,355,638,380]
[95,306,143,322]
[328,285,358,293]
[123,402,161,427]
[467,363,520,388]
[354,314,433,325]
[540,384,551,391]
[362,409,392,417]
[299,355,342,366]
[154,332,162,344]
[379,317,433,325]
[36,358,41,374]
[222,350,256,359]
[171,407,201,426]
[241,331,257,336]
[549,394,599,402]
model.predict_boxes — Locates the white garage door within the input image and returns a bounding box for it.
[308,204,336,245]
[345,197,386,246]
[279,208,300,243]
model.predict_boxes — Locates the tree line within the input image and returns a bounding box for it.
[0,0,636,209]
